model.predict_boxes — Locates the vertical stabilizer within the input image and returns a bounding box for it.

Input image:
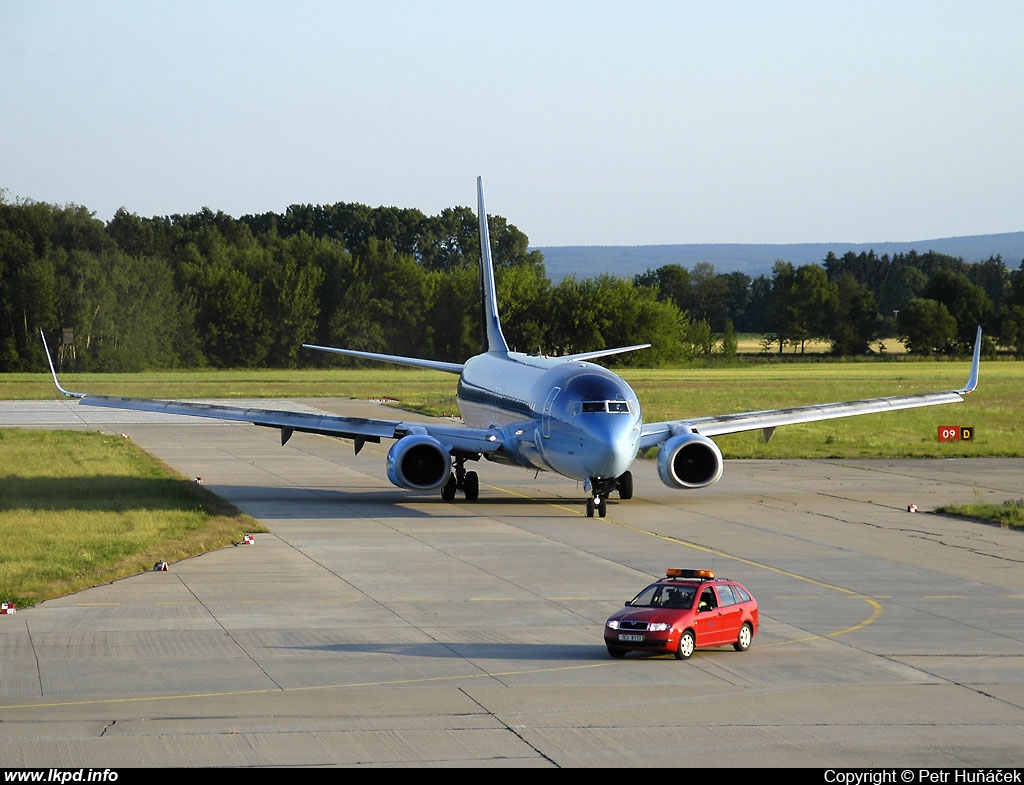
[477,177,510,354]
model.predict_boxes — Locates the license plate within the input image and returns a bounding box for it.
[618,633,643,642]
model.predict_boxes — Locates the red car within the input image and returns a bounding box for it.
[604,569,759,659]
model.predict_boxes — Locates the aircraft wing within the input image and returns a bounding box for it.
[639,327,982,450]
[65,393,504,455]
[41,328,496,454]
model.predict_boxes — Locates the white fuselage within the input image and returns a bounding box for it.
[456,351,642,481]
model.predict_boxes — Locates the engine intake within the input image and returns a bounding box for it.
[657,432,724,489]
[386,434,451,491]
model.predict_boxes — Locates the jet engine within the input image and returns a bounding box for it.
[657,432,724,489]
[386,434,451,491]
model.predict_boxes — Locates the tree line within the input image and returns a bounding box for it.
[2,192,1022,373]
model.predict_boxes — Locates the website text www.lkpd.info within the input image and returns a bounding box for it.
[4,772,117,783]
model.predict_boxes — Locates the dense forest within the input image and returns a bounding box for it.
[2,192,1023,373]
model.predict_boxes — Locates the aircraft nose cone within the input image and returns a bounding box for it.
[583,416,641,478]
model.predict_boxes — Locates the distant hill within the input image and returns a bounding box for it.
[532,231,1024,283]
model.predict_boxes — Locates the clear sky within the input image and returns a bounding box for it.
[3,1,1022,247]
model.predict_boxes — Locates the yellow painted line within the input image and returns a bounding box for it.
[485,480,885,646]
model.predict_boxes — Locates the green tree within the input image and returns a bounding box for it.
[424,266,478,361]
[1001,304,1024,358]
[718,320,738,357]
[923,269,993,347]
[176,236,266,368]
[831,272,880,356]
[878,263,928,332]
[417,206,480,272]
[684,318,713,359]
[899,298,957,355]
[789,264,837,352]
[634,264,693,312]
[261,233,326,367]
[689,262,731,331]
[494,262,551,355]
[768,260,798,353]
[720,272,753,333]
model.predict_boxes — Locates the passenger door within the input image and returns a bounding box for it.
[694,586,723,646]
[713,584,743,644]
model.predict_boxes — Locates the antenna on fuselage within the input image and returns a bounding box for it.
[477,176,510,355]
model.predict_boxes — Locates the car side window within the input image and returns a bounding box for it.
[733,585,751,603]
[716,585,738,606]
[698,588,717,611]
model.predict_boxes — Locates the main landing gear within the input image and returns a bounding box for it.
[441,455,479,502]
[585,471,633,518]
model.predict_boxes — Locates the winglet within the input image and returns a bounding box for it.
[957,325,982,395]
[39,329,84,399]
[477,177,510,354]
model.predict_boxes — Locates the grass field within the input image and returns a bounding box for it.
[733,335,909,355]
[0,429,266,608]
[2,355,1021,608]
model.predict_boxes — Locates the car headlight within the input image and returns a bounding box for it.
[648,622,670,632]
[606,620,620,630]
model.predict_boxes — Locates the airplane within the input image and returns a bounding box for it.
[42,177,982,518]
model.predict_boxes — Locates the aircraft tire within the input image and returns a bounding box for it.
[464,471,479,501]
[617,471,633,500]
[441,476,457,501]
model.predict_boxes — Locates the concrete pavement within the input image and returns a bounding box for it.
[1,399,1022,768]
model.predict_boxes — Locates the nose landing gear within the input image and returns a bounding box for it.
[584,471,632,517]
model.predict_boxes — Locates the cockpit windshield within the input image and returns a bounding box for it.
[581,400,631,414]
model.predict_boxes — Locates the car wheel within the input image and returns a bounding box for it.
[674,629,695,660]
[734,622,753,652]
[606,646,626,658]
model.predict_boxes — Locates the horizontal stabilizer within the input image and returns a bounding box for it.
[303,344,464,374]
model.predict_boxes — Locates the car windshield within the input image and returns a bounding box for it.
[630,584,696,609]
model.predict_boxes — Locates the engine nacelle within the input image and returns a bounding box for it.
[657,432,724,489]
[386,434,451,491]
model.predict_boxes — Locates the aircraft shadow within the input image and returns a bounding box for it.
[195,484,605,520]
